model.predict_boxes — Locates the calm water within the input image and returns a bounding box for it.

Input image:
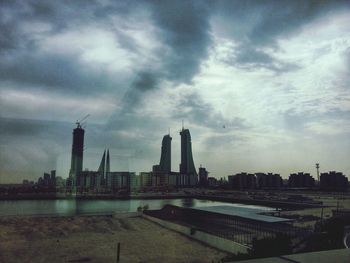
[0,198,272,216]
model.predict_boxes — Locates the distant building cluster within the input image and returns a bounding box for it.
[227,172,282,190]
[288,172,315,188]
[223,171,348,191]
[66,123,200,194]
[38,170,56,187]
[36,170,65,188]
[23,122,348,194]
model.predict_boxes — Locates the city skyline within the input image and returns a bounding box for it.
[1,1,350,183]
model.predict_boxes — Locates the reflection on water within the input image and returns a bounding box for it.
[0,198,272,216]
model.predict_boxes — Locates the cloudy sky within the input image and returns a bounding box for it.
[1,0,350,183]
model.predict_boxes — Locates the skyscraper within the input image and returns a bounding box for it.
[179,127,198,185]
[69,123,85,181]
[98,149,106,179]
[160,134,172,172]
[153,134,172,172]
[98,149,110,185]
[106,149,110,174]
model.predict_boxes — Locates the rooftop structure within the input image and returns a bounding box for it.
[192,206,292,223]
[145,205,305,247]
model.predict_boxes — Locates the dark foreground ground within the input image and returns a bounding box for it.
[0,214,228,263]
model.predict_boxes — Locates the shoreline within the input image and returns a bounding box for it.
[0,192,326,210]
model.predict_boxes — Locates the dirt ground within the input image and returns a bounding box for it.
[0,214,228,263]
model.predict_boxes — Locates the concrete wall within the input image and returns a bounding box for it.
[143,214,249,254]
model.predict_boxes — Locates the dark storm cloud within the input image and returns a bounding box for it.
[2,0,106,33]
[0,1,81,51]
[0,118,50,137]
[213,0,350,71]
[0,117,72,142]
[108,0,213,127]
[120,72,159,110]
[111,0,212,107]
[0,20,20,51]
[0,52,122,94]
[1,0,213,104]
[1,0,348,95]
[0,0,134,96]
[148,0,212,83]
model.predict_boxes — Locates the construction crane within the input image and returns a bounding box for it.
[76,114,90,128]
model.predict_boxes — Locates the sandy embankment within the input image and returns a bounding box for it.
[0,214,228,263]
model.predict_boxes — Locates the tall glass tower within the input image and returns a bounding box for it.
[106,149,110,174]
[153,134,172,173]
[98,149,106,179]
[98,149,110,185]
[179,127,198,185]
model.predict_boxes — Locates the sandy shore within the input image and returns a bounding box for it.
[0,214,228,263]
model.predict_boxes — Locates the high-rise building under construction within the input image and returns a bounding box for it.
[69,123,84,180]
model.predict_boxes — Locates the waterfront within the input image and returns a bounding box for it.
[0,198,272,216]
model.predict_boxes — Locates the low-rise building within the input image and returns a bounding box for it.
[207,177,218,187]
[228,172,256,190]
[198,166,209,187]
[76,171,101,193]
[288,172,315,188]
[106,171,131,193]
[256,172,283,188]
[320,171,348,191]
[139,172,152,188]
